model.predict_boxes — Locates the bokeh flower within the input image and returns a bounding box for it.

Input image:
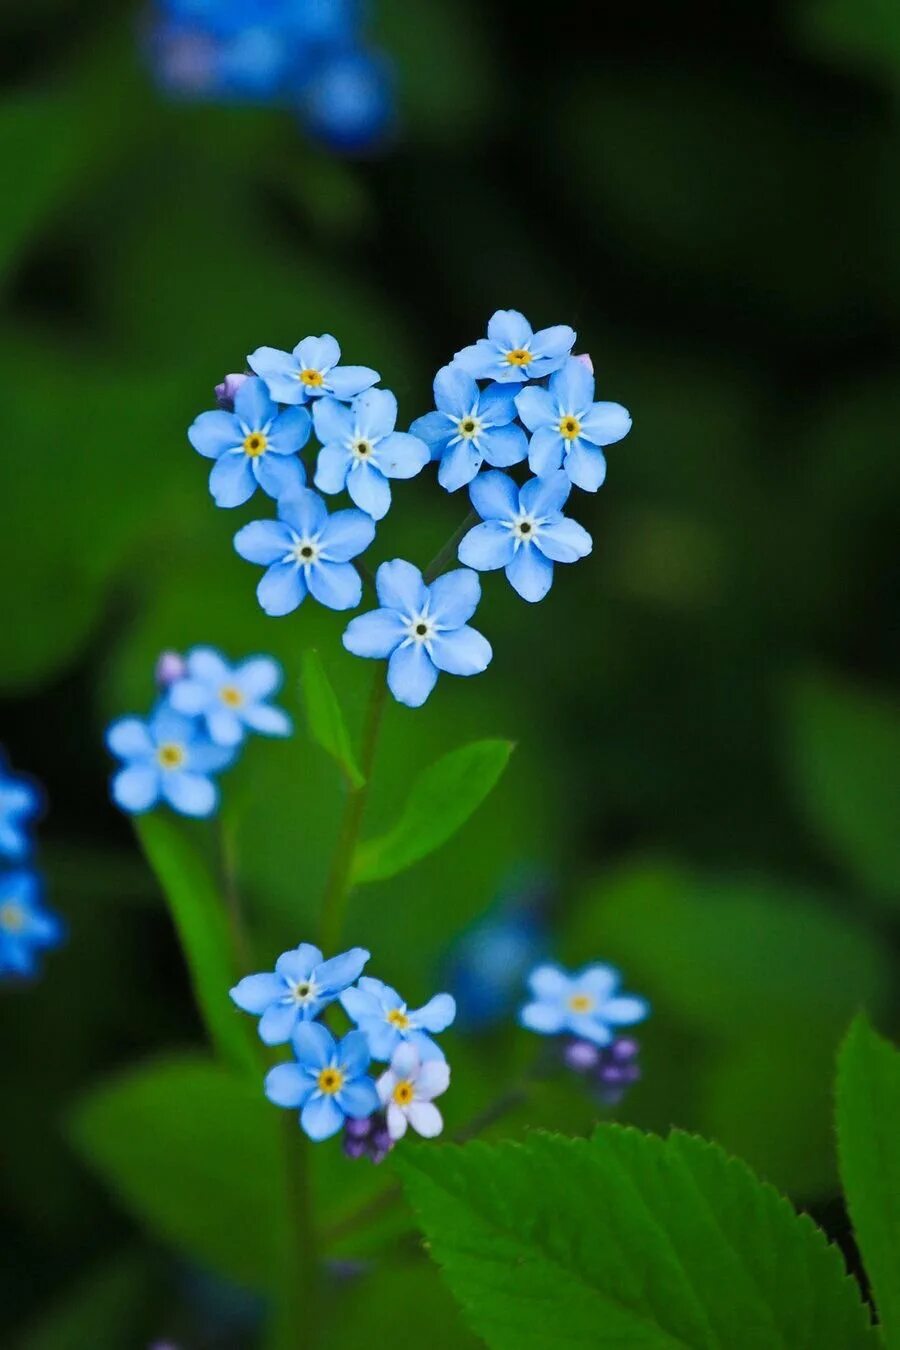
[313,388,429,520]
[341,976,456,1061]
[514,356,631,491]
[409,365,527,492]
[106,706,235,818]
[248,334,378,406]
[188,376,310,507]
[520,962,649,1046]
[452,309,575,385]
[231,942,369,1045]
[0,870,64,978]
[376,1042,449,1141]
[265,1023,379,1141]
[168,647,291,747]
[0,753,41,861]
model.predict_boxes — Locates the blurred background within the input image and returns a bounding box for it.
[2,0,899,1345]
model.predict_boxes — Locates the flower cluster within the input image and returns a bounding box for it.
[231,943,454,1151]
[106,646,291,818]
[148,0,394,154]
[0,751,63,979]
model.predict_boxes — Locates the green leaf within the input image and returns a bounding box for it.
[352,739,514,884]
[398,1128,877,1349]
[786,673,900,903]
[133,814,257,1075]
[837,1015,900,1347]
[300,649,365,789]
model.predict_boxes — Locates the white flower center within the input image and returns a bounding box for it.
[406,614,435,645]
[0,900,25,932]
[290,978,319,1005]
[454,410,483,442]
[350,436,376,463]
[290,536,320,565]
[511,513,538,543]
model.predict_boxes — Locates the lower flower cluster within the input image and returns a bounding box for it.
[0,751,63,980]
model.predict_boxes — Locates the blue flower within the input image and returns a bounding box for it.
[444,882,548,1031]
[234,487,375,615]
[248,334,378,406]
[0,753,42,861]
[265,1023,380,1140]
[106,705,235,818]
[0,870,64,978]
[188,376,310,508]
[168,647,292,747]
[409,365,527,493]
[343,561,492,708]
[231,942,369,1045]
[458,470,591,603]
[514,356,631,492]
[520,962,649,1047]
[313,389,429,521]
[452,309,576,385]
[300,47,394,155]
[341,976,456,1062]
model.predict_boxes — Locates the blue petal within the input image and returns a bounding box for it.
[316,946,370,993]
[376,559,427,613]
[408,1030,446,1062]
[427,569,481,627]
[265,1062,315,1109]
[301,1093,344,1141]
[429,626,492,676]
[487,309,533,349]
[361,1017,400,1060]
[106,717,153,761]
[247,346,303,404]
[253,453,305,500]
[409,411,452,458]
[355,387,397,438]
[469,469,518,522]
[458,521,515,571]
[347,463,391,520]
[513,385,556,432]
[188,410,241,459]
[506,546,554,603]
[438,440,481,492]
[234,520,293,565]
[257,562,307,616]
[266,407,311,454]
[433,364,476,416]
[337,1028,372,1078]
[234,376,276,428]
[320,508,376,562]
[242,703,291,737]
[531,324,576,363]
[358,976,400,1007]
[161,771,218,818]
[149,705,196,745]
[478,382,518,423]
[343,608,406,658]
[337,1076,380,1119]
[536,516,592,564]
[278,488,329,537]
[527,426,565,477]
[567,1014,613,1046]
[277,945,323,981]
[378,432,429,480]
[294,1020,337,1070]
[111,766,159,813]
[340,986,383,1021]
[206,707,244,746]
[549,357,594,411]
[231,971,284,1013]
[327,365,379,400]
[481,423,528,468]
[520,470,571,517]
[520,1000,566,1035]
[565,442,607,492]
[412,992,456,1033]
[602,995,650,1025]
[579,401,632,446]
[314,444,351,494]
[187,739,235,774]
[209,454,256,508]
[185,646,229,683]
[387,643,438,707]
[451,340,497,380]
[307,560,362,610]
[235,657,281,699]
[313,396,354,445]
[294,334,340,371]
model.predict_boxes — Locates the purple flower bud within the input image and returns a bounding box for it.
[563,1038,601,1073]
[342,1135,368,1160]
[155,650,187,689]
[215,372,251,409]
[371,1125,393,1155]
[610,1037,640,1062]
[344,1115,373,1140]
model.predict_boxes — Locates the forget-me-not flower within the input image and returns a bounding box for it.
[458,470,591,603]
[302,47,395,155]
[234,488,375,615]
[0,754,41,861]
[313,388,429,520]
[341,976,456,1062]
[0,870,64,978]
[520,962,649,1047]
[452,309,576,385]
[514,356,631,491]
[106,705,235,818]
[376,1042,449,1141]
[231,942,369,1045]
[343,560,492,707]
[188,375,310,507]
[168,646,291,747]
[265,1022,380,1140]
[248,334,379,406]
[409,365,527,492]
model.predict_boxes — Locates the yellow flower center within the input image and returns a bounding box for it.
[298,368,324,388]
[243,432,267,458]
[559,415,581,440]
[387,1008,411,1030]
[505,348,533,367]
[568,993,596,1014]
[0,901,25,932]
[317,1067,344,1095]
[157,742,186,770]
[220,685,244,708]
[392,1079,414,1106]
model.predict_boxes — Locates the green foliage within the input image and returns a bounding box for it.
[352,739,514,883]
[398,1127,877,1349]
[795,0,900,90]
[300,649,365,789]
[13,1255,152,1350]
[837,1015,900,1348]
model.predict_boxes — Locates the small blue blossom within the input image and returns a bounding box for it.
[452,309,575,385]
[409,365,527,493]
[248,334,378,406]
[231,942,369,1045]
[234,487,375,615]
[444,880,548,1031]
[514,356,631,492]
[168,647,292,747]
[265,1022,379,1140]
[520,962,649,1047]
[458,470,591,603]
[0,870,64,978]
[106,705,235,818]
[188,376,310,508]
[300,47,394,154]
[343,560,492,708]
[313,389,429,520]
[341,977,456,1062]
[0,753,42,861]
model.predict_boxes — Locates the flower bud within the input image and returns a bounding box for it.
[155,651,187,689]
[214,372,250,409]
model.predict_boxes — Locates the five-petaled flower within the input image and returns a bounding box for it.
[0,753,41,861]
[188,375,310,508]
[520,962,649,1046]
[0,870,64,978]
[248,334,379,406]
[313,388,429,520]
[514,356,631,492]
[452,309,575,385]
[106,705,235,818]
[458,470,592,603]
[377,1042,450,1141]
[341,976,456,1062]
[343,560,492,707]
[234,488,375,615]
[266,1022,380,1140]
[231,943,370,1045]
[409,365,527,492]
[168,647,292,747]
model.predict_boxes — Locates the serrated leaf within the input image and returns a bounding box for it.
[398,1127,877,1349]
[837,1015,900,1347]
[300,649,364,789]
[352,739,513,884]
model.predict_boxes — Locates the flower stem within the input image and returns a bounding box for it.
[424,510,477,583]
[268,1121,318,1350]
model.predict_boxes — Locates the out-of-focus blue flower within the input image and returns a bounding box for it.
[188,376,310,508]
[444,884,548,1031]
[231,942,369,1045]
[313,389,429,520]
[343,560,492,707]
[234,488,375,615]
[520,962,649,1047]
[299,47,394,154]
[409,365,527,493]
[452,310,575,385]
[106,705,235,818]
[265,1022,379,1140]
[341,977,456,1062]
[458,470,591,603]
[0,753,41,861]
[376,1042,449,1141]
[248,334,378,406]
[0,870,64,978]
[514,356,631,492]
[168,647,292,747]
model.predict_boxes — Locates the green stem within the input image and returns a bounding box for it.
[269,1118,318,1350]
[424,510,477,583]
